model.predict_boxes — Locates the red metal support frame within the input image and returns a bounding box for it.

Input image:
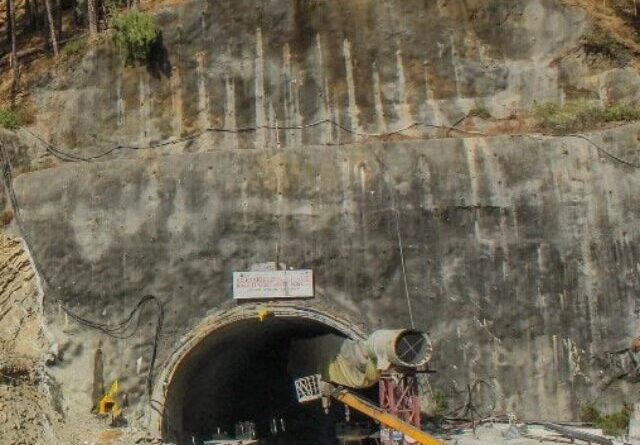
[378,371,422,444]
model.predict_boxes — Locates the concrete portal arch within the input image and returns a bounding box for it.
[149,302,368,442]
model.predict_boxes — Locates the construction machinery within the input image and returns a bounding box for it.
[293,329,443,445]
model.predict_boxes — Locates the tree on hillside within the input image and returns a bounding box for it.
[5,0,10,44]
[27,0,42,33]
[88,0,98,37]
[7,0,19,104]
[43,0,59,56]
[24,0,34,31]
[55,0,62,38]
[39,1,51,50]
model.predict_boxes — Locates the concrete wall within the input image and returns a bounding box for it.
[11,123,640,421]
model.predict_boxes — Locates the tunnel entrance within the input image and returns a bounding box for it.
[161,313,376,445]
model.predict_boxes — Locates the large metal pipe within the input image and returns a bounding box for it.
[366,329,432,369]
[288,329,432,389]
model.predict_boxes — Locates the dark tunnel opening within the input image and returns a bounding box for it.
[162,317,378,445]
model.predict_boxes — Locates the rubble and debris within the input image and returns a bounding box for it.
[444,422,627,445]
[503,424,522,440]
[0,235,62,445]
[543,423,613,445]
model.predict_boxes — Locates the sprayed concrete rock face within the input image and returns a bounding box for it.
[11,123,640,427]
[30,0,594,153]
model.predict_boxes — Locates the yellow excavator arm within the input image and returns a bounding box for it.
[328,386,444,445]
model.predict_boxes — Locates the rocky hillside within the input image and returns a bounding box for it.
[0,235,60,445]
[0,1,630,152]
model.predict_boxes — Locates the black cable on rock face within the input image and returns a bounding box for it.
[520,132,640,169]
[60,295,164,397]
[0,141,164,397]
[568,133,640,169]
[21,118,486,163]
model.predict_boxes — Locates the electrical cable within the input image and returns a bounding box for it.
[443,379,498,422]
[60,295,164,397]
[568,133,640,169]
[61,295,159,339]
[394,209,415,329]
[519,132,640,169]
[20,118,486,163]
[369,151,417,329]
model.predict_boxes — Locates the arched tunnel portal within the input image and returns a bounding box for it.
[155,305,375,445]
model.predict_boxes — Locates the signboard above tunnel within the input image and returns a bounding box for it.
[232,270,314,299]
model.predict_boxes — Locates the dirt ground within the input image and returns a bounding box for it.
[444,422,631,445]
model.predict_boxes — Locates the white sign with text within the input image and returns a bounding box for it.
[233,269,314,299]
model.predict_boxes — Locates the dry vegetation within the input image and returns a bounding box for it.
[562,0,640,62]
[0,0,159,112]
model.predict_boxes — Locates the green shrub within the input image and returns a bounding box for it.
[431,391,450,418]
[579,402,632,437]
[104,0,127,16]
[62,35,89,58]
[532,101,560,120]
[604,102,640,121]
[469,105,491,119]
[0,109,23,130]
[533,100,600,133]
[598,406,631,436]
[580,401,602,424]
[532,100,640,134]
[111,11,159,64]
[582,27,631,66]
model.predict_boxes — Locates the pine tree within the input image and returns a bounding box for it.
[43,0,59,56]
[4,0,10,44]
[24,0,35,31]
[8,0,19,104]
[7,0,17,70]
[32,0,40,33]
[88,0,98,37]
[55,0,62,39]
